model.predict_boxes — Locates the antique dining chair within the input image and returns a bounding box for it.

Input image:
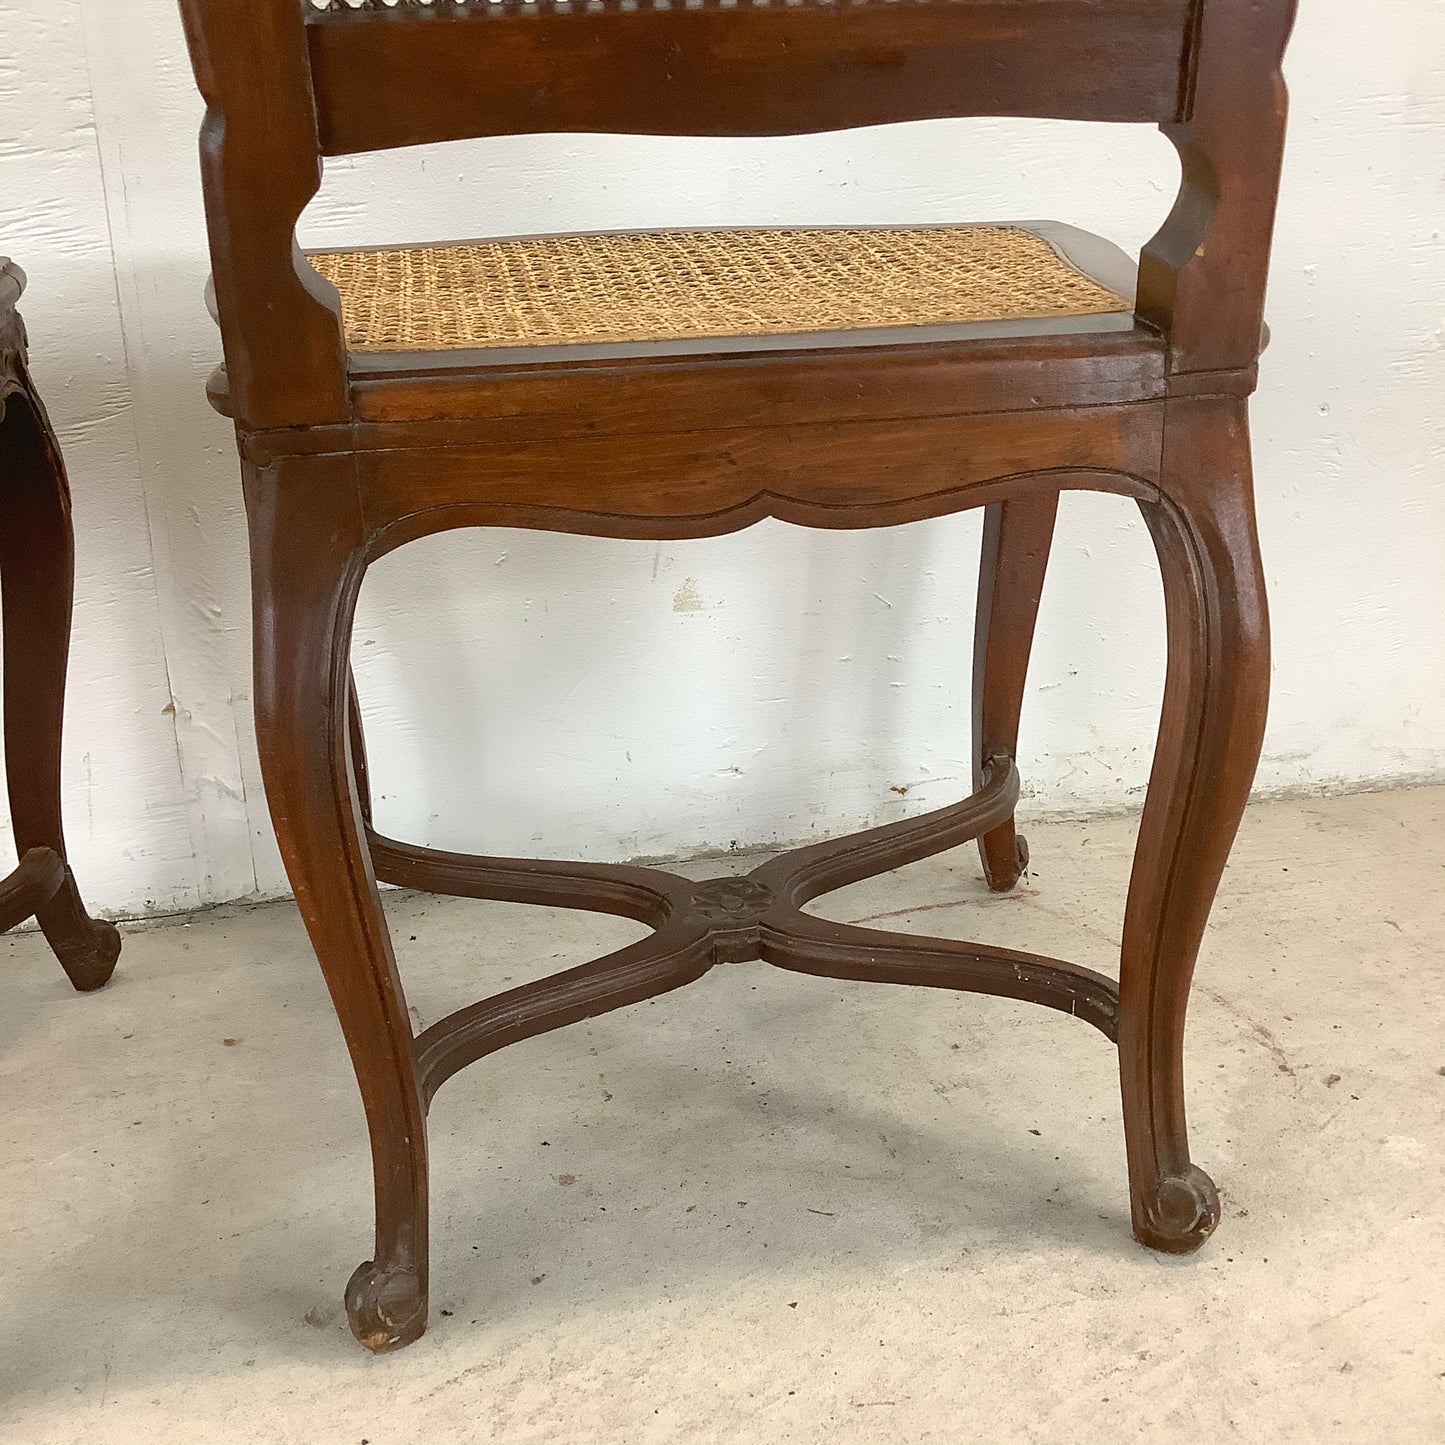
[1,258,122,991]
[179,0,1295,1351]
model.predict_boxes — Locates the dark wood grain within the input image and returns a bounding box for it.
[0,846,66,937]
[246,450,429,1353]
[178,0,346,429]
[0,259,121,991]
[178,0,1296,1350]
[308,0,1196,154]
[1138,0,1298,375]
[342,304,1160,428]
[399,756,1121,1105]
[972,495,1059,891]
[352,406,1165,551]
[1118,394,1271,1251]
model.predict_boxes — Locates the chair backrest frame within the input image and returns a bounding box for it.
[307,0,1198,153]
[179,0,1297,431]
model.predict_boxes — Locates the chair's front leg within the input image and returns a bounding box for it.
[0,380,120,990]
[248,453,429,1352]
[972,492,1059,892]
[1120,396,1270,1253]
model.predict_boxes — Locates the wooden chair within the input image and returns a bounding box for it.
[0,259,122,992]
[178,0,1295,1351]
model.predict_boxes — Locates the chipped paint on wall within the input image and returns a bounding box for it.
[672,579,705,614]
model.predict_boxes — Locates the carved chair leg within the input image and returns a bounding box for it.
[0,387,120,990]
[1119,398,1269,1254]
[972,492,1059,891]
[248,456,429,1352]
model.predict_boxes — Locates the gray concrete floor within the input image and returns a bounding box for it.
[2,788,1443,1444]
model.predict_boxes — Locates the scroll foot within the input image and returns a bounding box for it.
[55,918,122,993]
[345,1259,428,1353]
[40,868,122,993]
[983,832,1030,894]
[1133,1165,1220,1255]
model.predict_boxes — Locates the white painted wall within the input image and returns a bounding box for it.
[2,0,1443,917]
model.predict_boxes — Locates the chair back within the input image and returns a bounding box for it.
[178,0,1297,429]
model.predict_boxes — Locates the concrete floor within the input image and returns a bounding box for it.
[2,788,1443,1443]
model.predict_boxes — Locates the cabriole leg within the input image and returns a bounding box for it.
[972,492,1059,892]
[248,455,429,1351]
[1120,397,1270,1253]
[0,386,120,990]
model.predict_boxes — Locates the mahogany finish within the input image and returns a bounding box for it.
[307,0,1197,154]
[179,0,1296,1351]
[0,259,121,990]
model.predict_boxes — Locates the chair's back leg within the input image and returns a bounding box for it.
[0,386,120,990]
[247,452,429,1352]
[1120,396,1270,1254]
[348,669,372,828]
[972,491,1059,892]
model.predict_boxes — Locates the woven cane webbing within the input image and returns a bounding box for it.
[308,224,1129,353]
